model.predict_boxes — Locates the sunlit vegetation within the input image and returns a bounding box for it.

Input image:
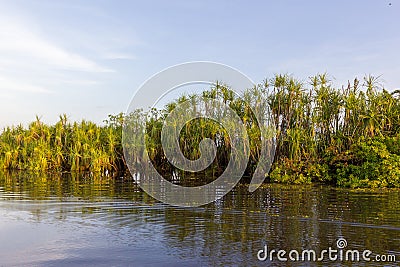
[122,82,266,178]
[0,114,125,173]
[267,74,400,188]
[1,74,400,188]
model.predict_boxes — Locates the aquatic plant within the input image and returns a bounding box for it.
[1,74,399,188]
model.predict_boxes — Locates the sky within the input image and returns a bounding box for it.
[0,0,399,128]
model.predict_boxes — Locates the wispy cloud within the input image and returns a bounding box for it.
[0,2,142,128]
[0,75,51,94]
[0,14,116,95]
[0,16,113,73]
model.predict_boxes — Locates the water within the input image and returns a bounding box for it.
[0,172,399,266]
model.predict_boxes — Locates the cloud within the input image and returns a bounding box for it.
[0,17,113,73]
[0,75,51,94]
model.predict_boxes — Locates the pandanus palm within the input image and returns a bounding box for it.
[0,72,399,188]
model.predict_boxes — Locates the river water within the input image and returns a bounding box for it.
[0,172,399,266]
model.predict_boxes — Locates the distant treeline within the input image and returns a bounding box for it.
[1,74,400,188]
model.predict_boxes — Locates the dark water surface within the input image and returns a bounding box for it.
[0,172,399,266]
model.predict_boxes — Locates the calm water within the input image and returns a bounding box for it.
[0,172,399,267]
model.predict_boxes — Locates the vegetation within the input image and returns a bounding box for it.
[1,74,400,188]
[266,74,400,188]
[0,114,125,173]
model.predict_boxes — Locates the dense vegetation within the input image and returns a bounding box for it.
[0,114,125,173]
[1,74,400,188]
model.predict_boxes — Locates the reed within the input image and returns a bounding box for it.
[0,114,125,173]
[1,74,400,187]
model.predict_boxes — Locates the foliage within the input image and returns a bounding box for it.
[331,137,400,188]
[265,74,400,188]
[1,74,400,188]
[268,158,330,184]
[0,114,125,173]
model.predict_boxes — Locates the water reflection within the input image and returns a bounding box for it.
[0,171,399,266]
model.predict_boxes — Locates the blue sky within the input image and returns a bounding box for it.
[0,0,399,128]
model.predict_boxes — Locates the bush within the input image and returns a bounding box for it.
[268,158,330,184]
[332,138,400,188]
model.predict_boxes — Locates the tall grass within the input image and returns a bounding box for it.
[0,114,125,173]
[267,74,400,187]
[1,74,400,187]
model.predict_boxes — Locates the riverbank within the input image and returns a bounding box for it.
[1,74,400,188]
